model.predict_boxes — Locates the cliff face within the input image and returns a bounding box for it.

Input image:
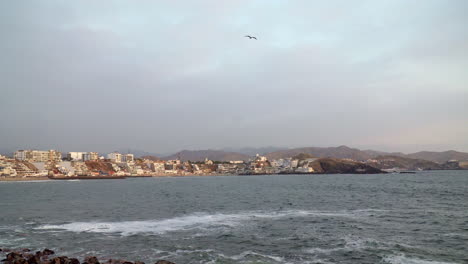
[309,158,384,174]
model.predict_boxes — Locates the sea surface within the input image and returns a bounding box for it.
[0,171,467,264]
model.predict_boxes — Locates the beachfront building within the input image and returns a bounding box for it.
[67,152,86,161]
[14,150,27,161]
[14,150,62,162]
[122,154,134,163]
[254,154,268,162]
[83,152,99,161]
[107,152,122,163]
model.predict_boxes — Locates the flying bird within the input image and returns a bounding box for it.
[245,35,257,40]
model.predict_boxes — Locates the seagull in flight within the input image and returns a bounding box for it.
[245,35,257,40]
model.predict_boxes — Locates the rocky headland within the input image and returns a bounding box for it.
[0,249,175,264]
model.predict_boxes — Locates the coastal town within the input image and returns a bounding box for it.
[1,148,467,179]
[0,149,344,178]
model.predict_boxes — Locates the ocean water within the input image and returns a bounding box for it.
[0,171,467,264]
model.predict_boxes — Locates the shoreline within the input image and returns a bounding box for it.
[0,174,228,182]
[0,171,429,182]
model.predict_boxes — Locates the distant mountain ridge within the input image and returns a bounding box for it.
[264,146,468,163]
[368,155,445,170]
[158,146,468,163]
[221,146,287,156]
[162,150,250,162]
[265,145,374,161]
[406,150,468,163]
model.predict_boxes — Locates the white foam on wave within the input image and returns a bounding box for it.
[306,234,382,255]
[36,209,378,236]
[382,254,458,264]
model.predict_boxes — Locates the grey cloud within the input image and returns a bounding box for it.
[0,0,467,153]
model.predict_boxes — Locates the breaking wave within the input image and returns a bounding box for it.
[382,254,458,264]
[36,209,381,236]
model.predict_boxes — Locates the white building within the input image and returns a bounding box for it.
[152,162,165,173]
[14,150,28,161]
[122,154,134,163]
[291,159,299,168]
[14,150,62,162]
[254,154,268,162]
[83,152,99,161]
[67,152,86,161]
[107,152,122,163]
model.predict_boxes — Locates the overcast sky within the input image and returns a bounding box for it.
[1,0,467,154]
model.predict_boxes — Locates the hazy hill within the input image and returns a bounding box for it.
[292,153,317,160]
[367,155,444,170]
[263,146,468,163]
[265,146,374,161]
[162,150,250,162]
[140,155,161,161]
[116,149,164,158]
[363,150,406,157]
[221,146,286,156]
[406,150,468,163]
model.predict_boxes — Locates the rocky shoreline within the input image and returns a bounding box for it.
[0,249,175,264]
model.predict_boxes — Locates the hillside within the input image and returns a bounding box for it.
[140,155,160,161]
[265,146,374,161]
[406,150,468,163]
[222,146,286,156]
[162,150,250,162]
[367,156,444,170]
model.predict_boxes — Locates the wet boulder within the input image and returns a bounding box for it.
[68,258,80,264]
[42,250,55,256]
[83,256,99,264]
[2,252,27,264]
[49,256,72,264]
[25,254,40,264]
[155,261,175,264]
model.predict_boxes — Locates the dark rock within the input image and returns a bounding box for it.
[2,252,26,264]
[134,262,144,264]
[155,261,175,264]
[50,257,70,264]
[42,250,55,256]
[5,252,23,261]
[84,256,99,264]
[21,250,30,253]
[104,259,131,264]
[69,259,80,264]
[26,254,39,264]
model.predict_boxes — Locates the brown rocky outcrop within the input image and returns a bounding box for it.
[0,249,174,264]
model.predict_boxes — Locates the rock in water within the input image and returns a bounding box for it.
[155,261,176,264]
[42,249,55,256]
[84,256,100,264]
